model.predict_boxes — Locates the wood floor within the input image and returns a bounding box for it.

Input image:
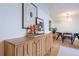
[47,38,79,56]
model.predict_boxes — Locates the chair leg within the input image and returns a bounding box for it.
[62,37,64,43]
[56,35,59,40]
[71,38,75,44]
[61,36,64,43]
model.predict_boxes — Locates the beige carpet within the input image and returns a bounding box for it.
[57,46,79,56]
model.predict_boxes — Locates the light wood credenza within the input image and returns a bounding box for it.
[4,34,53,56]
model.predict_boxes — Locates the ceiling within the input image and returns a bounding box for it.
[36,3,79,20]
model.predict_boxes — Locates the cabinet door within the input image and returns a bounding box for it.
[45,36,49,52]
[50,34,53,48]
[39,38,42,56]
[46,35,51,53]
[32,40,37,56]
[16,44,24,56]
[4,42,15,56]
[24,42,28,56]
[27,40,33,56]
[41,36,46,56]
[36,40,40,56]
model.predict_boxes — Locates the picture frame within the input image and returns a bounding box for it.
[49,20,52,31]
[36,17,44,34]
[22,3,38,29]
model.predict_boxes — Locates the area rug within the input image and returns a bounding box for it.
[57,46,79,56]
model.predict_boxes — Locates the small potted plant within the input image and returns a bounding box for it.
[52,27,57,34]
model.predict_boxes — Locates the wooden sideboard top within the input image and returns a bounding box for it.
[4,37,28,45]
[4,33,52,45]
[4,36,39,45]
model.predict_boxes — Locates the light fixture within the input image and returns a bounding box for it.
[67,17,72,22]
[66,12,72,22]
[56,11,77,22]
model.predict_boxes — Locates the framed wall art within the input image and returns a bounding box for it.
[36,17,44,34]
[22,3,38,29]
[49,20,52,31]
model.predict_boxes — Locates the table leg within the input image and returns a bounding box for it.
[71,37,75,44]
[62,36,64,43]
[56,34,60,40]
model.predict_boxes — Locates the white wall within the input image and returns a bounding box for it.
[53,15,79,33]
[51,4,79,33]
[0,3,26,40]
